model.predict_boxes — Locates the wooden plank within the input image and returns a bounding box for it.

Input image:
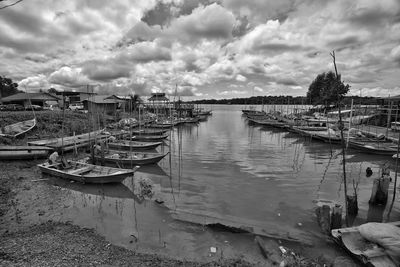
[0,146,53,151]
[69,166,95,175]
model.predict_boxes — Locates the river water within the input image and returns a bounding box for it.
[50,105,400,263]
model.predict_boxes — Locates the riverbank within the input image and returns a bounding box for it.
[0,161,255,266]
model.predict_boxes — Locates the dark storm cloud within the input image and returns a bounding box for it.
[141,0,219,27]
[254,43,304,53]
[82,61,131,82]
[0,8,46,35]
[327,36,360,50]
[275,77,299,86]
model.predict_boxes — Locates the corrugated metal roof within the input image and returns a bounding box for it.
[1,92,60,102]
[82,95,119,104]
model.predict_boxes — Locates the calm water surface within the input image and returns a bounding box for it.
[55,104,400,262]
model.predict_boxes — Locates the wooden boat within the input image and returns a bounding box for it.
[108,140,162,151]
[131,128,168,135]
[27,129,110,152]
[150,122,174,129]
[49,177,142,202]
[93,150,169,166]
[183,117,200,123]
[0,118,36,138]
[38,160,138,184]
[331,221,400,267]
[0,145,53,160]
[131,133,169,142]
[348,140,398,155]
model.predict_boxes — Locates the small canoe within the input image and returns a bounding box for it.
[131,128,168,135]
[131,133,169,142]
[93,150,169,166]
[348,140,398,155]
[0,118,36,138]
[0,145,53,160]
[38,160,139,184]
[108,140,162,151]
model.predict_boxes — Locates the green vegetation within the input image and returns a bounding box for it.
[306,71,350,106]
[0,76,21,99]
[189,95,381,106]
[0,111,103,145]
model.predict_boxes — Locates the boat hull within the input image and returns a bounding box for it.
[108,141,162,151]
[38,161,138,184]
[94,151,169,166]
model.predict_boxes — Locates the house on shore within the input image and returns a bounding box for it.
[55,90,96,104]
[82,95,120,115]
[0,92,60,107]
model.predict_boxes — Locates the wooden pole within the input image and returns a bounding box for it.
[331,51,350,225]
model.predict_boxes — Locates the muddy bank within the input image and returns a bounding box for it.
[1,221,253,267]
[0,161,256,266]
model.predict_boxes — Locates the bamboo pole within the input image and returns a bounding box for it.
[331,51,350,226]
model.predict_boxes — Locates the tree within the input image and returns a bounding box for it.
[48,88,58,94]
[306,71,350,106]
[0,76,20,101]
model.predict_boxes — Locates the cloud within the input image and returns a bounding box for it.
[170,3,236,41]
[19,74,50,91]
[235,74,247,82]
[49,66,90,88]
[391,45,400,64]
[1,0,400,99]
[254,86,263,92]
[217,89,247,95]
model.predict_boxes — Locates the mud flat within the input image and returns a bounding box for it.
[0,161,254,266]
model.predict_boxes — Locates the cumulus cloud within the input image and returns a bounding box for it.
[19,74,50,91]
[1,0,399,98]
[169,3,236,41]
[49,66,90,88]
[254,86,263,92]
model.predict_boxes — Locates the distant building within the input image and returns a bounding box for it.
[1,92,60,107]
[148,93,169,102]
[55,90,96,104]
[82,95,120,114]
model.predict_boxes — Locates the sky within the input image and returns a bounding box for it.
[0,0,399,100]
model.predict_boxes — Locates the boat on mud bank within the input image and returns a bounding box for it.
[38,160,139,184]
[0,118,36,138]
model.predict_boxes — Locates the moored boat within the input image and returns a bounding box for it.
[27,129,110,152]
[131,128,168,135]
[38,160,138,184]
[348,140,398,155]
[131,133,169,142]
[0,118,36,138]
[93,150,169,166]
[108,140,162,151]
[0,145,53,160]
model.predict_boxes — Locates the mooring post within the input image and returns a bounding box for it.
[316,205,331,234]
[346,195,358,215]
[331,204,342,230]
[369,177,390,205]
